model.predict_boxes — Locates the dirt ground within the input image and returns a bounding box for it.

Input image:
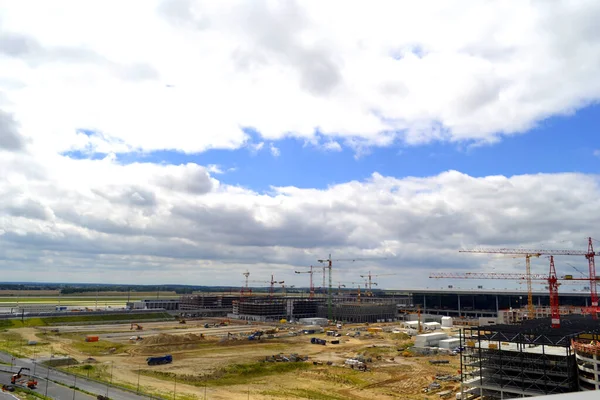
[11,319,462,399]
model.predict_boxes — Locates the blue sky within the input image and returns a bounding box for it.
[4,0,600,286]
[109,103,600,192]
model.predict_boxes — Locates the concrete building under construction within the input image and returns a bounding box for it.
[228,296,396,323]
[317,298,397,323]
[179,294,236,310]
[460,315,600,399]
[230,297,320,322]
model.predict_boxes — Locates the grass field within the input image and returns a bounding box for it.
[0,290,179,297]
[0,294,180,310]
[0,312,173,328]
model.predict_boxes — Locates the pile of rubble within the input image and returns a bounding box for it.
[264,353,308,362]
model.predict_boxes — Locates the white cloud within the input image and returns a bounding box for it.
[323,141,342,152]
[594,149,600,157]
[0,151,599,288]
[1,1,599,289]
[0,1,599,155]
[269,143,280,157]
[248,142,264,155]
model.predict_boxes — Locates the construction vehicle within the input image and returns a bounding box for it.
[146,354,173,366]
[310,338,326,345]
[248,331,264,340]
[130,323,143,331]
[11,367,37,389]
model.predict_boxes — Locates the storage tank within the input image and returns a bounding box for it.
[441,316,453,328]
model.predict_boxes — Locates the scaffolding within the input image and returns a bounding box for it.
[317,299,396,323]
[179,294,236,310]
[460,315,600,399]
[231,298,323,321]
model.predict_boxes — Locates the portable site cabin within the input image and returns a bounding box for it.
[414,332,449,348]
[438,338,460,349]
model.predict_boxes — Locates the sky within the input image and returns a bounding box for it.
[0,0,600,291]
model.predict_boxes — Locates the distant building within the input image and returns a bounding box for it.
[127,299,179,311]
[15,304,57,314]
[317,300,397,323]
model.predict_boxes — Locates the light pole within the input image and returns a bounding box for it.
[32,345,37,375]
[105,361,114,397]
[137,364,141,394]
[44,365,50,397]
[72,374,77,400]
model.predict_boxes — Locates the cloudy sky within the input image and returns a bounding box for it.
[1,0,599,291]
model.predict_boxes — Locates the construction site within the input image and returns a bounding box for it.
[1,241,600,399]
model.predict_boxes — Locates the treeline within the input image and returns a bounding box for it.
[0,283,62,290]
[59,285,205,294]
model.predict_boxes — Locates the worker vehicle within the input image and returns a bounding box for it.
[146,354,173,366]
[1,384,15,392]
[130,323,143,330]
[11,367,37,389]
[248,331,264,340]
[310,338,326,345]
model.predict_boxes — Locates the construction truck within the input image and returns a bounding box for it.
[248,331,264,340]
[130,323,143,331]
[11,367,37,389]
[146,354,173,366]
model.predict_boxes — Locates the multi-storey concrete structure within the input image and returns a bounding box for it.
[460,315,600,399]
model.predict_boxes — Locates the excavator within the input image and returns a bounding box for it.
[130,323,143,331]
[11,367,37,389]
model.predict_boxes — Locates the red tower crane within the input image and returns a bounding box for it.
[295,266,316,299]
[460,237,599,318]
[359,271,397,296]
[429,260,600,328]
[586,238,598,307]
[249,275,284,299]
[548,256,560,328]
[240,270,252,297]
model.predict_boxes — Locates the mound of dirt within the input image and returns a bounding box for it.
[142,333,205,346]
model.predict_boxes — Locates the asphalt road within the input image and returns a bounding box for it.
[0,352,159,400]
[0,371,95,400]
[0,390,17,399]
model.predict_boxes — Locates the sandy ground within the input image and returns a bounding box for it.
[10,320,462,399]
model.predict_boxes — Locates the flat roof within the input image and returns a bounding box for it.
[466,315,600,346]
[531,391,600,400]
[473,339,569,356]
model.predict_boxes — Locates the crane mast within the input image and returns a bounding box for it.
[295,266,315,299]
[460,237,599,319]
[548,256,560,328]
[317,255,386,321]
